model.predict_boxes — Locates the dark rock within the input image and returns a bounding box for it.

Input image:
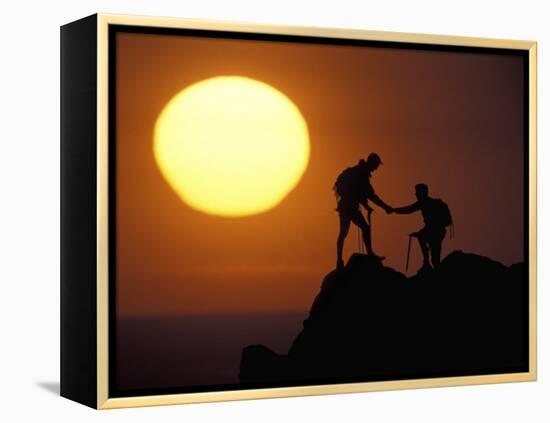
[239,345,288,383]
[239,251,528,385]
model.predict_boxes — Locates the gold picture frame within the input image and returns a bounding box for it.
[61,13,537,409]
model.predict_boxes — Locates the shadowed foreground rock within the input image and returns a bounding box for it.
[239,251,528,385]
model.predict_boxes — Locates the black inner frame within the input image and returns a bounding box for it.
[108,24,530,399]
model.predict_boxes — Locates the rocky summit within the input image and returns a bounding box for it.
[240,251,528,386]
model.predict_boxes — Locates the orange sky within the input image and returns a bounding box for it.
[115,31,525,316]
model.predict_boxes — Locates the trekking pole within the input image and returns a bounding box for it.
[367,207,373,226]
[405,235,412,273]
[366,207,373,255]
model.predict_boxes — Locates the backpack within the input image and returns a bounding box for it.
[431,198,453,227]
[333,160,370,200]
[333,166,355,199]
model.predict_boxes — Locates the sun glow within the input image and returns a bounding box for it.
[154,76,310,217]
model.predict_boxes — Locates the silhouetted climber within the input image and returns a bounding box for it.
[393,184,453,272]
[334,153,393,270]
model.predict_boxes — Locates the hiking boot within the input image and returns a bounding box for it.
[367,253,385,261]
[416,263,433,275]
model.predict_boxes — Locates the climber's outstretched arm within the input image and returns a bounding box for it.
[394,202,421,215]
[369,192,392,213]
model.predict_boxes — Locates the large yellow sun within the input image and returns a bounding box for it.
[154,76,310,217]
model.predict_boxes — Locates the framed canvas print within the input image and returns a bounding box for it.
[60,14,537,409]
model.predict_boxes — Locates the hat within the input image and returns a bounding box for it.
[367,152,383,165]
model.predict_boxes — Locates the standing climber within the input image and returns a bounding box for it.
[334,153,393,271]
